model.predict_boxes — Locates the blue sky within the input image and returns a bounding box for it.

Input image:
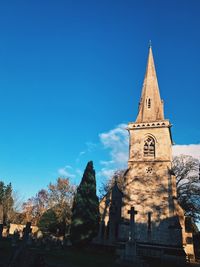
[0,0,200,200]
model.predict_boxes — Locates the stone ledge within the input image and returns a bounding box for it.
[128,120,171,130]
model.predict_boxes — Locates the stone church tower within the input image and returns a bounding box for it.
[120,46,195,261]
[121,45,175,235]
[98,46,195,262]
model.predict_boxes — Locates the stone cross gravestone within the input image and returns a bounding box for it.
[124,207,140,263]
[128,207,137,241]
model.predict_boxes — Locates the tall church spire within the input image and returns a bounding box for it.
[136,46,164,123]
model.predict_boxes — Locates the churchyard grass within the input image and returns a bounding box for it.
[1,238,199,267]
[0,238,116,267]
[0,238,11,266]
[44,247,116,267]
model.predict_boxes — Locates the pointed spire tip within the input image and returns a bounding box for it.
[135,44,165,123]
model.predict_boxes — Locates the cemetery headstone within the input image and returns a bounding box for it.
[22,222,32,244]
[123,207,139,263]
[128,207,138,241]
[11,229,20,247]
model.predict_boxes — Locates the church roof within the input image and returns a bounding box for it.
[136,46,164,123]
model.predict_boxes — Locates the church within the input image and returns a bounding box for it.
[97,46,195,263]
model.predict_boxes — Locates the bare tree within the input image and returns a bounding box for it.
[48,177,76,227]
[8,190,25,224]
[99,169,125,198]
[21,177,76,232]
[172,155,200,222]
[12,190,24,213]
[22,189,49,225]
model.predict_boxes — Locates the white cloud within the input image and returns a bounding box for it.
[99,160,114,166]
[79,151,86,157]
[99,123,128,147]
[98,123,128,178]
[58,165,76,178]
[99,123,128,167]
[65,165,73,169]
[173,144,200,159]
[97,168,115,179]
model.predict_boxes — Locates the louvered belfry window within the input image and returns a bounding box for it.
[144,137,155,157]
[148,98,151,108]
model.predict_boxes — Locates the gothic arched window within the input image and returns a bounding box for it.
[144,137,155,157]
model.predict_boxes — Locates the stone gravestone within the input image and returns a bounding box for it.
[123,207,148,266]
[22,222,32,243]
[11,229,20,248]
[124,207,138,262]
[36,230,43,247]
[128,207,138,242]
[0,204,3,238]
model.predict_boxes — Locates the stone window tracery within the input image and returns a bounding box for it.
[144,137,155,157]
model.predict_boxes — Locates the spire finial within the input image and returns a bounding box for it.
[149,40,152,48]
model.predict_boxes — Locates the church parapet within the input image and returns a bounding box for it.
[128,119,171,130]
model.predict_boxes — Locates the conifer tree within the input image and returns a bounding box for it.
[70,161,100,246]
[0,181,14,224]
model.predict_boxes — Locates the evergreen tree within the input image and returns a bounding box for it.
[0,181,14,224]
[38,209,58,234]
[70,161,100,246]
